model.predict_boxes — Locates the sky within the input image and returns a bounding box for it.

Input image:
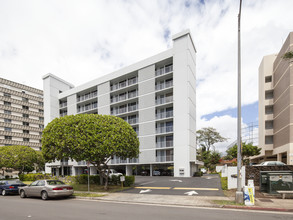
[1,0,293,153]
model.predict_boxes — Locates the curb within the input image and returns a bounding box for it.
[223,205,293,213]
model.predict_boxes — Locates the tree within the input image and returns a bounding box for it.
[42,114,140,189]
[0,145,38,174]
[196,127,227,151]
[225,142,261,165]
[197,149,221,172]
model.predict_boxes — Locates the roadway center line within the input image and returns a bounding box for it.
[135,187,171,189]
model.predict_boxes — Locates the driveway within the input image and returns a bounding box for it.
[122,174,224,196]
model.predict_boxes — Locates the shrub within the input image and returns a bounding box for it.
[124,176,135,187]
[219,173,228,190]
[74,175,100,184]
[193,172,203,177]
[18,173,53,181]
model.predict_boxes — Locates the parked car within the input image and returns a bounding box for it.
[0,180,26,196]
[104,169,123,177]
[255,161,286,166]
[18,180,73,200]
[140,170,149,176]
[153,170,161,176]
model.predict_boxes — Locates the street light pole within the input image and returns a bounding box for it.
[236,0,243,204]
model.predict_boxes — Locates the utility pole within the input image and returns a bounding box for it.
[236,0,244,204]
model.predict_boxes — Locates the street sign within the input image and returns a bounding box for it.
[120,176,125,182]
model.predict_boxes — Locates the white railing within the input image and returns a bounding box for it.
[111,105,138,116]
[111,158,139,164]
[156,155,173,162]
[128,118,138,125]
[156,141,173,148]
[59,102,67,108]
[60,112,67,117]
[156,110,173,119]
[110,77,138,91]
[155,81,173,90]
[111,91,138,104]
[156,126,173,134]
[77,91,97,102]
[155,96,173,105]
[155,65,173,76]
[77,102,98,113]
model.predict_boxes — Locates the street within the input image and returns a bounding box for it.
[0,196,292,220]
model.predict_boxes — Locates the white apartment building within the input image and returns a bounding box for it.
[254,32,293,165]
[43,30,198,177]
[0,77,44,150]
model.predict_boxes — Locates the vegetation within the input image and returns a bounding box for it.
[212,200,244,206]
[219,173,228,190]
[73,192,105,197]
[225,142,261,165]
[0,145,43,174]
[42,114,139,190]
[19,173,54,181]
[196,127,226,172]
[282,51,293,60]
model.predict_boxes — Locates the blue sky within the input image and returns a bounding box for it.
[1,0,292,152]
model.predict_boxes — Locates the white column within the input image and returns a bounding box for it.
[126,165,133,176]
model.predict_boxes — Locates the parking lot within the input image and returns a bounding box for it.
[123,174,224,196]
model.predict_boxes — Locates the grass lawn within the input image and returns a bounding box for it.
[73,192,106,197]
[71,183,131,193]
[212,200,245,206]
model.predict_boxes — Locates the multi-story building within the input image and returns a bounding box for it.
[255,32,293,165]
[43,30,198,177]
[0,77,44,150]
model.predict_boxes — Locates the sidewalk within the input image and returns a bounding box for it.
[74,192,293,212]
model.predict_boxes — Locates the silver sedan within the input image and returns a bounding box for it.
[19,180,74,200]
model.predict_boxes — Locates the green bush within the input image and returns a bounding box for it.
[193,172,203,177]
[19,173,53,181]
[220,174,228,190]
[74,175,100,184]
[124,176,135,187]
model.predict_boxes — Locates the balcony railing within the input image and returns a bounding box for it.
[156,141,173,148]
[156,110,173,119]
[156,155,173,162]
[156,126,173,134]
[155,65,173,77]
[77,91,97,102]
[60,112,67,117]
[77,161,87,166]
[128,118,138,125]
[77,102,98,113]
[110,77,138,91]
[59,102,67,108]
[155,96,173,105]
[111,158,139,164]
[111,91,138,104]
[111,105,138,116]
[155,81,173,90]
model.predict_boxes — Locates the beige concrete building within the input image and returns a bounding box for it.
[0,77,44,150]
[256,32,293,165]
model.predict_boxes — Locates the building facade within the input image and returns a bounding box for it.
[0,77,44,150]
[256,32,293,165]
[43,30,198,177]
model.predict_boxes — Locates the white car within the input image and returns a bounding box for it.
[105,169,123,177]
[255,161,286,166]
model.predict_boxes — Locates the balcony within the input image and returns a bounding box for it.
[111,91,138,104]
[156,126,173,134]
[77,161,87,166]
[156,140,173,148]
[110,77,138,91]
[155,65,173,77]
[111,157,139,164]
[155,96,173,105]
[77,91,97,102]
[77,102,98,113]
[155,80,173,91]
[111,105,138,116]
[156,111,173,120]
[127,118,138,125]
[60,112,67,117]
[59,102,67,108]
[156,155,173,162]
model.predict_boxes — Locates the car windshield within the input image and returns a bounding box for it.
[47,180,65,185]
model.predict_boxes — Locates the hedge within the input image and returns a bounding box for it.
[19,173,55,181]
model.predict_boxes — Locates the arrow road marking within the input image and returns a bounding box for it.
[184,191,198,196]
[170,179,182,183]
[139,189,152,194]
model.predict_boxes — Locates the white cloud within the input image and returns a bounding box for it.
[1,0,293,142]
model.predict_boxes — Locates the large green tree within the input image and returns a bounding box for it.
[196,127,227,152]
[0,145,39,174]
[225,142,261,165]
[42,114,140,189]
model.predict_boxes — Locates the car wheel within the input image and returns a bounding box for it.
[1,189,6,196]
[20,190,26,198]
[41,191,48,200]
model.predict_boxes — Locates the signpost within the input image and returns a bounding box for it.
[87,161,90,193]
[120,175,125,189]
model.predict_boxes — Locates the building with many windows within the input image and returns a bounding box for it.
[0,77,44,150]
[255,32,293,165]
[43,30,198,177]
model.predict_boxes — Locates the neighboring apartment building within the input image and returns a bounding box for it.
[43,30,198,177]
[255,32,293,165]
[0,77,44,150]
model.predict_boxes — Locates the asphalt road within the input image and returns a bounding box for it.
[1,196,292,220]
[124,174,224,196]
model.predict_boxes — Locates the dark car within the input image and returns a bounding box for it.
[0,180,26,196]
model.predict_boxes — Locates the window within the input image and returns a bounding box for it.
[5,136,12,140]
[265,76,272,83]
[4,101,11,106]
[4,118,11,123]
[23,122,29,126]
[4,127,12,132]
[23,114,29,118]
[4,93,11,98]
[23,130,29,134]
[4,110,11,115]
[39,132,42,136]
[39,117,44,121]
[22,105,29,110]
[39,109,44,113]
[39,101,43,106]
[23,138,29,142]
[22,97,28,102]
[39,124,44,129]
